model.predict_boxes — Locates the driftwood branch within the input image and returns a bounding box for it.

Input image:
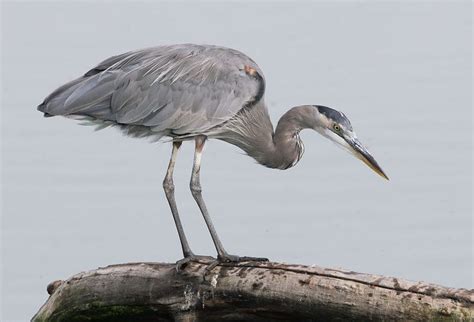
[32,260,473,321]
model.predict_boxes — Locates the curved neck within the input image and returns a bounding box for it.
[217,104,317,170]
[267,105,317,169]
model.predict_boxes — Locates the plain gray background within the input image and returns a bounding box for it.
[1,1,472,321]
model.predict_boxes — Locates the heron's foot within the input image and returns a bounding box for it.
[218,254,269,264]
[203,254,269,276]
[175,254,215,271]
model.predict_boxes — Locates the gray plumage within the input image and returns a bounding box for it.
[39,44,263,139]
[39,44,388,264]
[38,44,310,169]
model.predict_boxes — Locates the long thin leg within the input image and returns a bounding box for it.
[163,141,194,257]
[190,136,268,264]
[190,136,228,258]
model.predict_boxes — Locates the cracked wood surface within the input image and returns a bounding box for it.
[32,260,473,321]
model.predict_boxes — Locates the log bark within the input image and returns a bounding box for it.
[32,260,473,321]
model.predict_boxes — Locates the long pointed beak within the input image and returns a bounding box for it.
[346,137,389,180]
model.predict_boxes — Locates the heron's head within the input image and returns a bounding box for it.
[312,105,388,180]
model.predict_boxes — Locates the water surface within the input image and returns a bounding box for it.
[2,2,472,321]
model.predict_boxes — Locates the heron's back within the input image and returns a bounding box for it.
[38,44,265,139]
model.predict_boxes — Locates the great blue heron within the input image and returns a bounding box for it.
[38,44,388,266]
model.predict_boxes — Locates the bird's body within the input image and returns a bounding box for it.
[39,44,305,169]
[40,45,260,138]
[39,44,387,265]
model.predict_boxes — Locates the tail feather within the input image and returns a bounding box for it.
[37,74,115,120]
[38,77,85,114]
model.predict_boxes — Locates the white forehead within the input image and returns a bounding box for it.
[316,112,354,133]
[315,105,353,131]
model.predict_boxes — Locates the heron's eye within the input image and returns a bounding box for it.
[333,124,341,132]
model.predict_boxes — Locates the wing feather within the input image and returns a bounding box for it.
[39,44,265,137]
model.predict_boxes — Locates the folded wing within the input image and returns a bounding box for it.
[38,44,265,137]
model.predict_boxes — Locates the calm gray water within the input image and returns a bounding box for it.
[1,2,472,321]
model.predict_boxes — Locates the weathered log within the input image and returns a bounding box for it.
[32,260,473,321]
